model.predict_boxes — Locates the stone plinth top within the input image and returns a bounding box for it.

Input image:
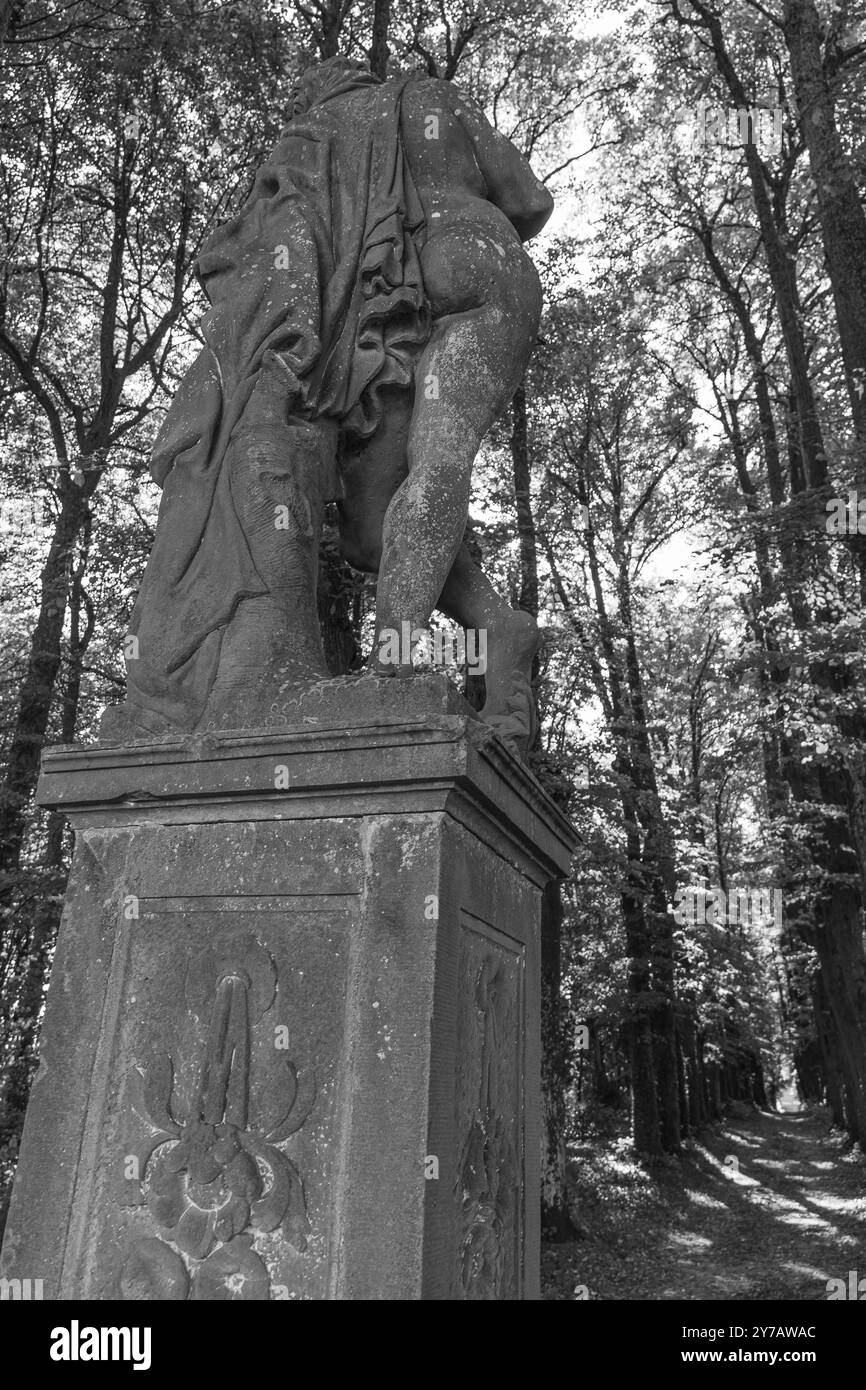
[39,674,576,885]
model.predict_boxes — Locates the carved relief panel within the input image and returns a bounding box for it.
[454,915,524,1300]
[67,904,351,1301]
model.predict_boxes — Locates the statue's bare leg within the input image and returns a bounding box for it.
[341,422,538,747]
[339,231,542,749]
[369,227,542,742]
[437,548,539,750]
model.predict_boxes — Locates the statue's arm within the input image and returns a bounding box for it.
[446,86,554,241]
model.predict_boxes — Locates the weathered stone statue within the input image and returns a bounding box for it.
[1,57,574,1304]
[102,55,553,750]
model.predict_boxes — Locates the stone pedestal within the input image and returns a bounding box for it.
[1,676,575,1300]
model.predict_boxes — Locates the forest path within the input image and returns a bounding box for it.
[542,1106,866,1300]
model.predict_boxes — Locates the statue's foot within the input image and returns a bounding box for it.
[368,618,419,678]
[480,609,539,758]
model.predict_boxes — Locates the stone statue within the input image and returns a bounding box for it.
[101,55,553,753]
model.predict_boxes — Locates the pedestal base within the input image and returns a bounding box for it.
[1,676,575,1300]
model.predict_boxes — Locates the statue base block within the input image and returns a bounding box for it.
[1,675,575,1300]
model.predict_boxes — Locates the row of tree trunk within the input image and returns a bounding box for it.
[668,0,866,1150]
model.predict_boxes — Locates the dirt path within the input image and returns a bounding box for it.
[542,1105,866,1300]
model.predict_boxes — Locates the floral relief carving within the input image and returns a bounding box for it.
[456,952,519,1300]
[120,934,314,1300]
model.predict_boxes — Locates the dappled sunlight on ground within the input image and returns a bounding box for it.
[542,1106,866,1300]
[683,1190,729,1210]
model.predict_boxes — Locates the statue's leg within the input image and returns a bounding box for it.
[370,226,542,747]
[340,404,538,749]
[374,228,540,641]
[437,548,539,752]
[338,388,411,575]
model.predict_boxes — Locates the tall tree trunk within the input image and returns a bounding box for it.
[625,886,663,1156]
[552,423,680,1156]
[676,1029,689,1138]
[687,0,828,487]
[620,610,680,1150]
[319,0,346,59]
[784,1,866,464]
[813,970,846,1129]
[368,0,390,80]
[0,883,63,1176]
[510,381,577,1236]
[0,511,94,1229]
[810,903,866,1144]
[0,486,90,877]
[539,879,575,1237]
[686,1023,707,1128]
[511,383,540,620]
